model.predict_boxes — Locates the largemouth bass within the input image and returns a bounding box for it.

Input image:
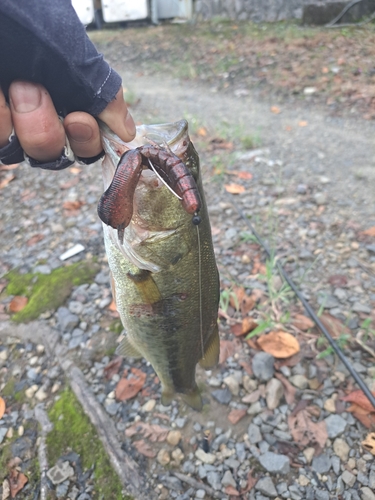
[98,119,219,410]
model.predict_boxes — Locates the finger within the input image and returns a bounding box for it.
[98,86,136,143]
[64,112,102,159]
[9,81,66,162]
[0,88,13,148]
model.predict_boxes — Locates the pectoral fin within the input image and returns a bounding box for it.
[116,335,142,359]
[199,324,220,369]
[127,269,161,304]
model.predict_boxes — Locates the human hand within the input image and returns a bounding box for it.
[0,81,136,165]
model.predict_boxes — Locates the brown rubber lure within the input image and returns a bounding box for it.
[98,145,202,243]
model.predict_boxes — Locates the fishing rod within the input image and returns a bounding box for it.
[231,201,375,409]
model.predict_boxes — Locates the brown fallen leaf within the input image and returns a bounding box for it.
[108,300,118,312]
[291,314,314,331]
[271,105,281,114]
[26,234,44,247]
[288,409,328,450]
[319,313,351,339]
[341,389,375,412]
[352,411,375,429]
[362,433,375,455]
[257,331,300,359]
[275,372,296,405]
[224,183,245,194]
[240,469,258,494]
[197,127,207,136]
[125,422,169,442]
[104,356,122,380]
[227,170,253,180]
[133,439,157,458]
[219,339,241,364]
[298,121,308,127]
[63,200,84,210]
[0,396,5,419]
[228,409,247,425]
[362,226,375,237]
[0,174,15,189]
[115,368,146,401]
[224,485,240,497]
[9,470,28,498]
[231,317,258,337]
[9,296,28,313]
[328,274,348,287]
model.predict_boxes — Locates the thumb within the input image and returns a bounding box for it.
[98,86,136,142]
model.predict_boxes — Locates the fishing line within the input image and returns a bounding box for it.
[148,159,183,200]
[196,224,205,360]
[230,199,375,409]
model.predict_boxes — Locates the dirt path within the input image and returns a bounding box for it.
[118,68,375,219]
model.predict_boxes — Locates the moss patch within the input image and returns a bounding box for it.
[5,262,99,323]
[47,389,131,500]
[109,319,123,335]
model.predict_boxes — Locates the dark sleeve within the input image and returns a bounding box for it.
[0,0,122,117]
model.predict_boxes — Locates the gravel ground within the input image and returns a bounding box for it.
[1,29,375,500]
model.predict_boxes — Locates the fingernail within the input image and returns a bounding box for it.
[10,82,42,113]
[66,123,93,143]
[125,112,136,137]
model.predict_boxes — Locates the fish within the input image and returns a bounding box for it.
[98,119,220,410]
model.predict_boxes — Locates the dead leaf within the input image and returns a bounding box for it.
[231,317,258,337]
[291,399,309,417]
[291,314,314,331]
[362,433,375,455]
[224,485,240,496]
[288,409,328,450]
[271,106,281,114]
[328,274,348,287]
[0,397,5,419]
[115,368,146,401]
[219,339,241,364]
[63,200,84,210]
[104,356,122,380]
[210,137,233,150]
[228,409,247,424]
[125,422,169,442]
[257,331,300,358]
[0,174,15,189]
[224,183,245,194]
[298,121,308,127]
[275,372,296,405]
[59,177,79,189]
[319,313,351,338]
[341,390,375,412]
[362,226,375,237]
[9,470,28,498]
[352,410,375,429]
[9,296,28,313]
[26,234,44,246]
[133,439,157,458]
[197,127,207,136]
[227,170,253,180]
[240,469,258,494]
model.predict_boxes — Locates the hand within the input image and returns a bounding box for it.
[0,81,136,163]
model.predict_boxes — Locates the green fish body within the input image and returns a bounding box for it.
[100,120,220,410]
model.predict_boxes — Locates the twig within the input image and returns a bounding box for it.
[326,11,375,28]
[172,472,227,499]
[34,406,53,500]
[325,0,364,26]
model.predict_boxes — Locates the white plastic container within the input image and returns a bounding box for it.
[72,0,95,25]
[101,0,148,22]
